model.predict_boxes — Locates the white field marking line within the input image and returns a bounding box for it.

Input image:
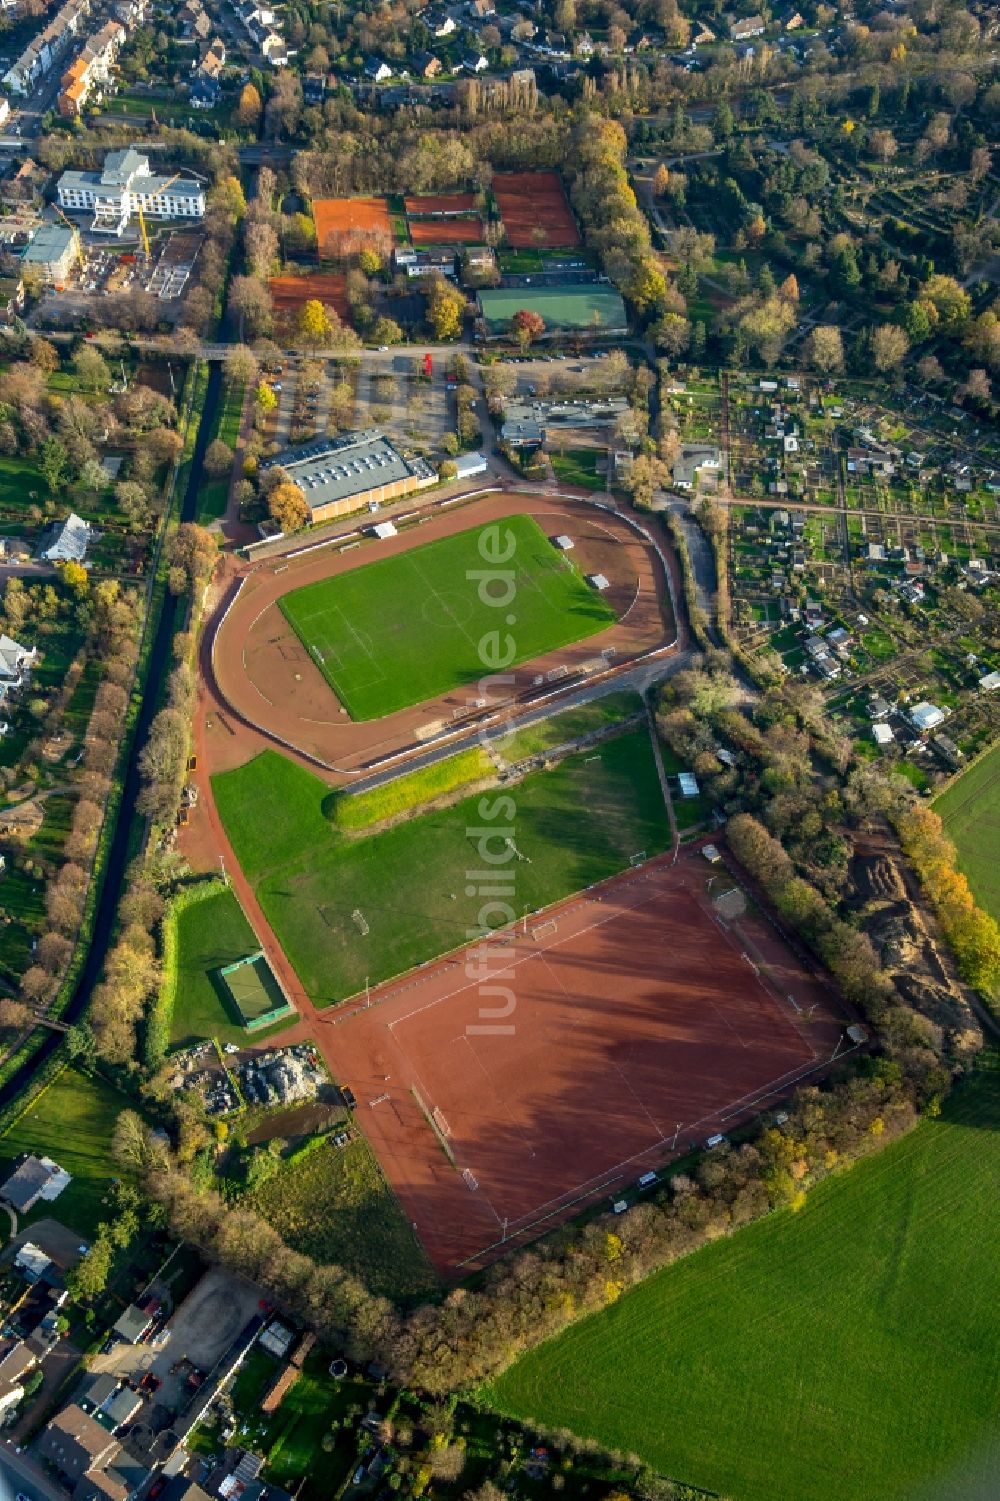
[706,904,820,1058]
[406,550,482,656]
[455,1045,838,1269]
[403,1051,510,1227]
[537,946,666,1143]
[384,884,661,1033]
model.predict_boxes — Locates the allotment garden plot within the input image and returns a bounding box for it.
[277,514,616,721]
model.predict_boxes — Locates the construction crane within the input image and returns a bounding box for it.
[52,203,85,270]
[136,172,181,261]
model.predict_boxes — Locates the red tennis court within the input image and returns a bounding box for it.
[409,218,485,244]
[404,193,477,215]
[329,852,832,1276]
[494,170,581,248]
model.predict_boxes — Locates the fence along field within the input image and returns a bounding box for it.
[276,515,617,722]
[484,1055,1000,1501]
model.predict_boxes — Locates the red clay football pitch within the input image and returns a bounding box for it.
[327,852,831,1276]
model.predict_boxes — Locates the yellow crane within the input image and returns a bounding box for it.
[136,171,181,260]
[52,203,85,270]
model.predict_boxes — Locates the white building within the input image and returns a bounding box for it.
[56,148,205,236]
[40,512,93,563]
[0,634,36,689]
[4,0,91,94]
[910,701,946,733]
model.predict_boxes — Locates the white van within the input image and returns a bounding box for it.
[612,1199,628,1215]
[704,1133,727,1150]
[637,1171,657,1188]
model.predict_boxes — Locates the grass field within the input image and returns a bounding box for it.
[495,689,642,762]
[935,740,1000,922]
[325,746,493,832]
[278,515,616,721]
[249,1135,435,1299]
[171,887,294,1047]
[550,449,605,491]
[484,1057,1000,1501]
[0,1068,131,1238]
[213,725,669,1005]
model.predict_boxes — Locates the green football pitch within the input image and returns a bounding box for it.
[212,726,670,1006]
[485,1055,1000,1501]
[277,514,617,721]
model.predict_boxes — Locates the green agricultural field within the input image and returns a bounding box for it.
[0,1068,132,1238]
[935,740,1000,921]
[170,886,294,1047]
[485,1057,1000,1501]
[278,514,616,721]
[213,726,669,1005]
[249,1135,435,1299]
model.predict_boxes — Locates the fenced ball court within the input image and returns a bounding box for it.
[216,951,295,1032]
[332,852,842,1275]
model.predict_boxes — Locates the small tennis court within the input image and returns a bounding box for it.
[276,515,617,721]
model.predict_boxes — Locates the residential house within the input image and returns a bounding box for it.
[0,1341,37,1417]
[39,512,93,563]
[37,1405,120,1486]
[468,0,495,16]
[672,443,726,493]
[4,0,92,96]
[411,50,442,78]
[112,1302,156,1345]
[424,10,456,36]
[728,15,766,41]
[460,50,489,71]
[0,275,24,323]
[190,75,220,108]
[363,56,392,81]
[1,1154,69,1212]
[260,33,288,65]
[196,39,226,80]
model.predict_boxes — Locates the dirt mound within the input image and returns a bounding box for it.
[850,853,905,904]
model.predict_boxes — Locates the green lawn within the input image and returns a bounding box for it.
[550,449,605,491]
[935,739,1000,922]
[171,886,294,1047]
[0,454,47,508]
[495,689,642,763]
[249,1134,435,1300]
[198,1348,372,1501]
[213,726,669,1005]
[484,1057,1000,1501]
[326,746,493,832]
[0,1068,132,1239]
[278,515,616,721]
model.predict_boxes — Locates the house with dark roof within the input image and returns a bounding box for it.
[37,1404,120,1485]
[1,1155,71,1213]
